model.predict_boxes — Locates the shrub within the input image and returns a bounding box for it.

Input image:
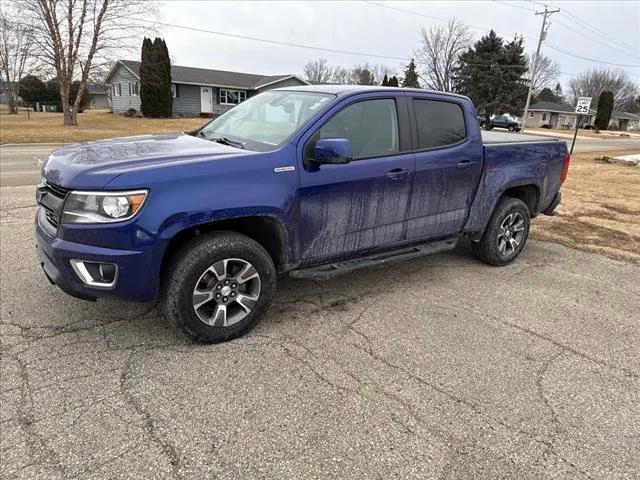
[124,108,137,117]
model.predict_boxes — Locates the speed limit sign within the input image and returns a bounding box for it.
[575,97,592,114]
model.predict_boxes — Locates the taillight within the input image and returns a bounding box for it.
[561,153,570,183]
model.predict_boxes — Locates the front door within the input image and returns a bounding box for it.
[297,96,414,262]
[406,96,483,240]
[200,87,213,113]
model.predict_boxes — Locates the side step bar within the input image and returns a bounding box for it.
[289,238,458,280]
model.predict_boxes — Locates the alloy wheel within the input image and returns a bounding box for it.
[192,258,261,327]
[497,212,525,256]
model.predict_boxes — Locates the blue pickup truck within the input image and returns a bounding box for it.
[36,86,569,343]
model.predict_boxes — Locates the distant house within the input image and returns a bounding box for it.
[105,60,308,116]
[528,101,640,131]
[0,79,19,105]
[87,84,110,109]
[527,101,594,129]
[609,110,640,131]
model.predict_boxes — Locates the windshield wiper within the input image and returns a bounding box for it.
[211,136,245,149]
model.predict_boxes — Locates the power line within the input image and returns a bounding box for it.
[539,2,638,53]
[546,44,640,68]
[364,0,640,69]
[496,2,639,58]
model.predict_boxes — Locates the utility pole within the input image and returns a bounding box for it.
[521,5,560,131]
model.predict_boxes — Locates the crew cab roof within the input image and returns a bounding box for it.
[274,84,472,101]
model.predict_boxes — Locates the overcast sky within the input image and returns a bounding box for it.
[153,1,639,88]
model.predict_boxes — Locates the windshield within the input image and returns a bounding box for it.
[198,90,335,151]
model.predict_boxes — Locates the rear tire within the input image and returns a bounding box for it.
[472,196,530,266]
[164,231,277,343]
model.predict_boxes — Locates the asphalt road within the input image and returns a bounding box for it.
[2,134,639,187]
[1,185,639,479]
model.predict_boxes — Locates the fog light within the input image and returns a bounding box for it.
[70,259,118,287]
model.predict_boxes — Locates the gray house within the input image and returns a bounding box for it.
[106,60,307,116]
[87,84,110,109]
[527,101,594,129]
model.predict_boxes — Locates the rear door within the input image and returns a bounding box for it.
[406,95,483,240]
[296,93,414,262]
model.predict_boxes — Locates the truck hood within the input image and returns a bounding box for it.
[42,132,251,189]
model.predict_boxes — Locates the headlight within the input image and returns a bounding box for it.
[61,190,148,224]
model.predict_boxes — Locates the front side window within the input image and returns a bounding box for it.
[311,99,399,160]
[413,99,466,150]
[220,89,247,105]
[199,90,334,152]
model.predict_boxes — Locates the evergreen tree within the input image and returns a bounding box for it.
[454,30,528,127]
[594,90,614,130]
[156,38,172,117]
[19,75,48,103]
[536,87,562,103]
[140,37,173,117]
[139,37,155,116]
[381,74,389,86]
[554,82,563,100]
[402,59,420,88]
[389,76,399,87]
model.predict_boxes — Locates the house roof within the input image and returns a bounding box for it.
[611,110,640,120]
[528,101,578,114]
[108,60,307,90]
[87,83,108,95]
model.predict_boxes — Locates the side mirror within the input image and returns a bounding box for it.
[312,138,353,164]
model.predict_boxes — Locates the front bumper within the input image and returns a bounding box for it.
[36,209,158,303]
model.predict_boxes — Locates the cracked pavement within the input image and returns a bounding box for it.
[1,184,639,479]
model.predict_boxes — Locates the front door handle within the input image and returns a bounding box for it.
[385,168,410,180]
[457,160,473,169]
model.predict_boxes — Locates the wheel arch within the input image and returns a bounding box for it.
[501,184,540,217]
[160,215,290,279]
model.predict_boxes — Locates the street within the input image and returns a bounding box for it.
[1,184,639,479]
[2,134,640,187]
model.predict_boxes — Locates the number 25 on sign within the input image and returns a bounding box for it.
[575,97,592,114]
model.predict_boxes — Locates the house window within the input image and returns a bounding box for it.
[541,112,549,121]
[528,112,534,118]
[114,83,122,96]
[129,83,139,96]
[171,84,180,98]
[219,89,247,105]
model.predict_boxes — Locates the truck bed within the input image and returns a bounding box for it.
[481,130,561,146]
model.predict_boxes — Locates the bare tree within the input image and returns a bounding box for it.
[18,0,156,125]
[568,67,639,109]
[0,10,34,114]
[527,52,560,95]
[303,59,395,85]
[303,59,335,84]
[415,18,472,92]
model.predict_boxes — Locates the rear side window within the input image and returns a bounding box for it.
[413,99,466,149]
[313,99,399,160]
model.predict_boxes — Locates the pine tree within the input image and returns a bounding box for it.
[402,59,420,88]
[454,30,528,127]
[389,76,399,87]
[140,37,172,117]
[594,90,614,130]
[156,38,172,117]
[381,74,389,86]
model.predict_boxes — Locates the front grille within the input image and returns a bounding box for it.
[38,181,69,229]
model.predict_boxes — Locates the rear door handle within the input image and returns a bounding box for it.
[457,160,473,169]
[385,168,410,180]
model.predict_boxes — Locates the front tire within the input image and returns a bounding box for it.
[164,232,277,343]
[472,196,530,266]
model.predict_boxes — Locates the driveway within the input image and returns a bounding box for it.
[1,185,639,479]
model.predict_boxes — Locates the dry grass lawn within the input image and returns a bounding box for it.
[531,150,640,264]
[0,107,207,144]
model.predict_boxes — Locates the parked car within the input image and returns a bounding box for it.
[479,115,521,132]
[36,86,569,343]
